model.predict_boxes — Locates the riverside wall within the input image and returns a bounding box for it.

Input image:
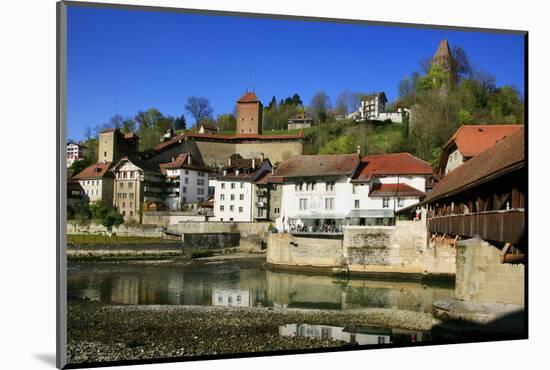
[455,238,524,306]
[169,221,272,252]
[267,221,456,279]
[67,221,163,238]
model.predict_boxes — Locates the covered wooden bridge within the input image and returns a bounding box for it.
[419,127,526,261]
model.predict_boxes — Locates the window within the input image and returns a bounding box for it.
[239,207,243,213]
[128,182,133,189]
[236,295,241,303]
[220,205,224,211]
[122,211,126,216]
[240,183,244,189]
[130,202,133,208]
[231,183,236,189]
[274,208,280,214]
[240,194,244,201]
[230,205,234,212]
[354,200,360,209]
[326,182,335,192]
[185,170,189,175]
[295,183,303,191]
[197,179,205,186]
[218,296,223,304]
[230,194,235,201]
[198,171,204,177]
[120,182,124,188]
[129,211,133,217]
[122,202,125,208]
[129,193,134,199]
[299,198,308,210]
[182,186,187,193]
[197,188,205,195]
[325,197,334,210]
[198,197,204,202]
[383,198,390,208]
[220,194,225,201]
[398,198,404,207]
[184,178,189,184]
[221,183,225,189]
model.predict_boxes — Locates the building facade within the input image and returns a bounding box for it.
[159,154,212,211]
[214,157,272,222]
[66,142,86,168]
[274,152,433,231]
[71,161,115,205]
[111,157,165,222]
[288,113,313,130]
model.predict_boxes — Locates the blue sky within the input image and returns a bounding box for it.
[67,6,525,140]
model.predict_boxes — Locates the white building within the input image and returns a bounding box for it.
[274,152,433,231]
[214,156,272,222]
[66,142,86,168]
[212,289,250,307]
[159,154,212,211]
[347,92,409,123]
[71,161,114,204]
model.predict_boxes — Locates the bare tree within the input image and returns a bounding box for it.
[310,91,331,123]
[185,96,213,126]
[83,126,93,140]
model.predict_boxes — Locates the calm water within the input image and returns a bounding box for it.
[68,258,454,312]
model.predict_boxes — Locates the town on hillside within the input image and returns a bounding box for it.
[66,39,526,358]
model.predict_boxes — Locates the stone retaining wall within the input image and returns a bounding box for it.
[142,212,207,226]
[455,238,524,306]
[67,221,163,238]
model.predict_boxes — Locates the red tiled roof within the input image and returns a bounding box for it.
[443,124,523,158]
[351,152,433,182]
[153,131,304,152]
[274,154,360,178]
[72,162,114,180]
[254,171,274,185]
[425,127,525,204]
[369,183,425,198]
[159,154,212,175]
[237,91,260,103]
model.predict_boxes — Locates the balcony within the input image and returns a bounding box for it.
[256,201,266,208]
[428,209,525,246]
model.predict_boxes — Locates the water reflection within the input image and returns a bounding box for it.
[67,260,454,312]
[279,323,427,345]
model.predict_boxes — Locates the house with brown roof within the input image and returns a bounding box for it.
[288,113,313,130]
[439,124,523,176]
[110,157,165,222]
[273,152,433,231]
[198,123,218,134]
[159,153,213,211]
[213,155,272,222]
[71,161,115,205]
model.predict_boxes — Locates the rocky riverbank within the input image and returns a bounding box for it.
[67,303,437,365]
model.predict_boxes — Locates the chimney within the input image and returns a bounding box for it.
[171,157,175,162]
[252,158,256,170]
[260,153,265,162]
[187,154,192,165]
[228,157,232,167]
[356,145,361,155]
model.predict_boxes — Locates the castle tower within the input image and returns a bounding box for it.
[431,39,458,87]
[98,128,139,163]
[236,91,263,135]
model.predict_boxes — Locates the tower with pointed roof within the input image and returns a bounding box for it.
[431,39,458,87]
[236,91,263,135]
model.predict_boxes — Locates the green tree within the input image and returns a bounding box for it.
[102,209,124,229]
[89,200,110,221]
[217,113,236,132]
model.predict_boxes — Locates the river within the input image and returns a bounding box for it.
[67,257,454,312]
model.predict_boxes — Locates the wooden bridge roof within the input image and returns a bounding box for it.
[425,126,525,204]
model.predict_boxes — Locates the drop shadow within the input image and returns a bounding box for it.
[34,353,57,367]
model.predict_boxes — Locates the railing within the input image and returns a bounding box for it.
[428,209,525,245]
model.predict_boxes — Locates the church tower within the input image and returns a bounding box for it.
[431,39,458,87]
[236,91,263,135]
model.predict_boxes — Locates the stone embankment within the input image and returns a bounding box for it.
[67,303,436,365]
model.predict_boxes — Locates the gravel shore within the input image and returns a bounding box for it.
[67,303,437,365]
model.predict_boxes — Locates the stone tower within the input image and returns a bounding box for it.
[236,91,263,135]
[431,39,458,87]
[98,128,139,163]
